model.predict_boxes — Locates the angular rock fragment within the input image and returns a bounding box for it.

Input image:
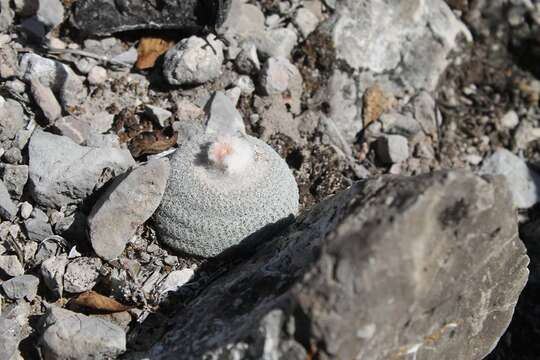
[0,302,30,360]
[376,134,410,164]
[40,307,126,359]
[143,171,528,360]
[63,257,101,294]
[0,164,28,199]
[88,158,170,260]
[0,180,16,220]
[72,0,231,37]
[163,35,224,86]
[23,208,53,242]
[2,275,39,301]
[40,255,68,298]
[0,99,25,142]
[28,130,135,208]
[205,91,246,136]
[0,255,24,277]
[259,57,302,96]
[30,79,62,124]
[19,53,87,108]
[0,0,14,32]
[480,148,540,209]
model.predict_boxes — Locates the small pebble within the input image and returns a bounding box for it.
[87,66,107,85]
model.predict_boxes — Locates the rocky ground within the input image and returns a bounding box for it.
[0,0,539,359]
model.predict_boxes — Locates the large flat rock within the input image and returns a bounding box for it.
[137,171,528,360]
[72,0,232,37]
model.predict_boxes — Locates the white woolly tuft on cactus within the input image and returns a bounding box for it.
[208,136,254,175]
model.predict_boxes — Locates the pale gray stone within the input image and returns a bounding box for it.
[0,99,25,142]
[0,255,24,277]
[205,92,246,136]
[376,135,410,164]
[0,180,16,221]
[331,0,470,92]
[88,158,170,260]
[259,57,301,96]
[2,275,39,300]
[37,0,64,29]
[19,53,87,108]
[294,7,319,38]
[28,130,135,208]
[40,307,126,360]
[40,255,68,298]
[0,164,29,199]
[63,257,101,294]
[0,302,30,360]
[87,66,107,85]
[0,0,14,32]
[480,148,540,209]
[220,0,297,59]
[144,105,172,128]
[30,79,62,123]
[24,208,53,242]
[163,35,224,86]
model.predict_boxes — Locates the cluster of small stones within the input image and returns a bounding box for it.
[0,0,538,358]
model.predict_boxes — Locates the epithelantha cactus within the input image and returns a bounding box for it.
[154,130,299,257]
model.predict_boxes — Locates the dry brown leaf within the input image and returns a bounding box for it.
[70,291,131,313]
[362,84,395,129]
[136,37,175,70]
[128,129,178,158]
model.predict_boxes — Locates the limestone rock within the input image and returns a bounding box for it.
[88,159,170,260]
[143,171,528,360]
[2,275,39,301]
[40,307,126,359]
[480,148,540,209]
[19,53,87,108]
[28,130,135,208]
[163,35,224,86]
[63,257,101,293]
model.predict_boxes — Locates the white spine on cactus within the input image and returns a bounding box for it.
[208,136,254,175]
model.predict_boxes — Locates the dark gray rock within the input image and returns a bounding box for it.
[141,171,528,360]
[72,0,231,37]
[40,307,126,359]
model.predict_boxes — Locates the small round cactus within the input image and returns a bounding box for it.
[154,131,299,257]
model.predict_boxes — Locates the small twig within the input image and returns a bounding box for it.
[45,47,132,68]
[18,46,132,68]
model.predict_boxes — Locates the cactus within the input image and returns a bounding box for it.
[154,131,299,257]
